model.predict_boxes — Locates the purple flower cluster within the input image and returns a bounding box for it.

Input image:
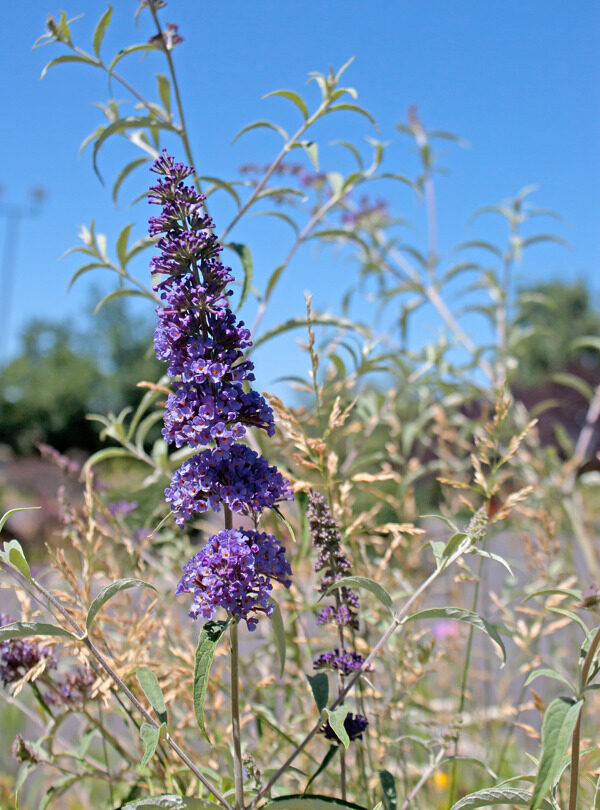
[58,666,96,703]
[308,490,360,630]
[149,151,291,525]
[0,614,56,687]
[150,152,293,628]
[165,443,292,528]
[321,712,369,742]
[313,648,370,677]
[176,529,291,630]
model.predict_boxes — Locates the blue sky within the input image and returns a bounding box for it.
[1,0,598,387]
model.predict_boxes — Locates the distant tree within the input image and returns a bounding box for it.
[0,298,161,454]
[512,280,600,384]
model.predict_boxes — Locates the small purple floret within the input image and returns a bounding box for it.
[0,614,56,687]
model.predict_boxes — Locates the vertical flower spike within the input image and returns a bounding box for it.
[308,490,369,741]
[149,151,293,628]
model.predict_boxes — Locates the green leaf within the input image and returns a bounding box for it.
[0,622,75,642]
[379,770,397,810]
[551,372,594,401]
[116,223,135,266]
[407,607,506,663]
[227,242,253,308]
[92,116,174,180]
[39,774,80,810]
[137,668,167,724]
[323,706,350,748]
[530,698,583,809]
[123,797,220,809]
[451,787,553,809]
[112,156,150,205]
[326,576,393,615]
[82,446,137,474]
[86,578,157,631]
[41,54,99,80]
[139,723,160,767]
[441,532,470,563]
[232,119,289,144]
[94,287,152,314]
[524,669,575,692]
[193,620,229,743]
[571,335,600,353]
[250,209,299,236]
[304,745,339,794]
[108,43,159,75]
[264,264,286,302]
[270,598,286,677]
[92,5,113,57]
[0,506,40,534]
[262,796,368,810]
[252,314,368,351]
[307,672,329,713]
[2,540,31,580]
[301,140,319,170]
[155,74,171,115]
[264,89,309,120]
[327,103,377,127]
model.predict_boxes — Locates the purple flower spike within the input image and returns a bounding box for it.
[0,614,56,687]
[176,529,292,630]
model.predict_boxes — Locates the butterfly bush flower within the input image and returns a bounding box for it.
[308,490,369,740]
[0,614,56,687]
[149,151,292,628]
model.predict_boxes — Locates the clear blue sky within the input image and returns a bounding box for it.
[1,0,598,386]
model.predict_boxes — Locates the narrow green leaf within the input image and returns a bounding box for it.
[123,796,218,809]
[301,140,319,170]
[407,607,506,663]
[262,795,368,809]
[155,73,171,115]
[92,5,113,57]
[251,209,299,236]
[379,770,397,810]
[524,669,575,692]
[441,532,470,563]
[0,622,75,642]
[326,576,393,615]
[270,598,286,677]
[323,706,350,749]
[116,223,134,266]
[94,288,151,314]
[231,119,289,144]
[41,54,99,80]
[264,264,286,302]
[108,43,159,75]
[82,446,137,474]
[92,116,174,180]
[227,242,253,308]
[529,698,583,809]
[571,335,600,353]
[327,103,377,127]
[137,668,167,724]
[139,723,160,767]
[112,156,149,205]
[551,372,594,401]
[86,578,157,631]
[304,745,339,794]
[451,787,553,809]
[39,774,80,810]
[252,314,368,351]
[0,538,32,580]
[193,620,229,743]
[264,89,309,120]
[307,672,329,713]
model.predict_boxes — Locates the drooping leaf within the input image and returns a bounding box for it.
[232,119,289,144]
[112,156,150,205]
[139,723,160,767]
[529,697,583,810]
[323,706,350,748]
[193,620,229,743]
[451,787,553,809]
[226,242,253,308]
[252,314,368,351]
[303,745,339,794]
[86,578,157,631]
[407,607,506,663]
[379,769,397,810]
[0,622,75,642]
[262,796,368,810]
[0,533,35,580]
[326,576,393,615]
[263,89,309,120]
[94,287,153,314]
[41,54,99,80]
[123,797,220,809]
[137,668,168,724]
[307,672,329,713]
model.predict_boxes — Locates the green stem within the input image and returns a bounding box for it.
[447,551,485,809]
[569,625,600,810]
[230,621,245,810]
